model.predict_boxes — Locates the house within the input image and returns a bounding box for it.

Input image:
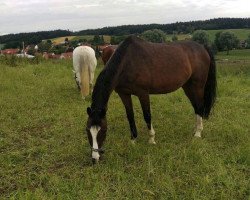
[1,48,19,55]
[43,52,60,59]
[239,40,247,48]
[60,52,73,59]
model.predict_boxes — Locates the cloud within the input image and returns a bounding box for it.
[0,0,249,34]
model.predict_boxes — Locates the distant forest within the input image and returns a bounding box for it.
[1,18,250,47]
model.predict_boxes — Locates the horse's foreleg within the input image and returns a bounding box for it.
[194,115,203,137]
[138,94,156,144]
[118,93,138,142]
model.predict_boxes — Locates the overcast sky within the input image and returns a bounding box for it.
[0,0,249,35]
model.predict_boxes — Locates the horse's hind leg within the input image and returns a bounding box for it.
[138,94,156,144]
[89,69,94,94]
[182,82,205,137]
[118,93,138,142]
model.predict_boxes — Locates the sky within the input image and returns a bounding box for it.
[0,0,249,35]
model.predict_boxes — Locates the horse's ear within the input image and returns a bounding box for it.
[100,108,106,118]
[87,107,92,116]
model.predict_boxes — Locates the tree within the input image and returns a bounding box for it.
[141,29,166,43]
[246,34,250,49]
[92,35,105,45]
[27,48,35,55]
[4,41,21,49]
[37,41,52,53]
[214,31,223,51]
[172,34,178,41]
[65,37,69,45]
[215,31,239,54]
[110,35,127,44]
[192,30,210,46]
[49,45,67,54]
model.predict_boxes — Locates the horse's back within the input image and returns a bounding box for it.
[116,36,210,94]
[73,46,97,70]
[73,46,96,60]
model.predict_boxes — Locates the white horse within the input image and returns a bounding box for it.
[73,46,97,99]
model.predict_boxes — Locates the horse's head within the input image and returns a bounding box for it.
[86,107,107,164]
[72,70,81,90]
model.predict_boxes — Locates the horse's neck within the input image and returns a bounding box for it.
[92,37,132,109]
[91,70,116,110]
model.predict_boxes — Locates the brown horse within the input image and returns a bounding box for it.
[101,45,117,65]
[86,36,216,163]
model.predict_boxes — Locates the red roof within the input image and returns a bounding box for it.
[1,49,19,55]
[60,52,73,59]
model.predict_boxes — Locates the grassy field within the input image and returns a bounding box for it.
[50,36,76,45]
[207,29,250,41]
[50,35,111,45]
[49,28,250,45]
[0,50,249,199]
[165,29,250,42]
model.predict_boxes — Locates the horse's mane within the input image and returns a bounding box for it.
[91,36,136,110]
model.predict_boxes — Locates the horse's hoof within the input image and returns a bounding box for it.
[194,131,201,138]
[148,138,156,144]
[131,140,136,145]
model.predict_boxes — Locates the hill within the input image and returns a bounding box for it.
[0,18,250,48]
[207,29,250,41]
[50,35,111,45]
[49,29,249,44]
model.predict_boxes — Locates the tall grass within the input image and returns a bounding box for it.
[0,51,249,199]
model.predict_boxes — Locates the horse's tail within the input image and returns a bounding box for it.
[203,46,217,119]
[80,62,90,97]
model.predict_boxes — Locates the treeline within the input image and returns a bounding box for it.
[1,18,250,48]
[76,18,250,35]
[0,30,72,48]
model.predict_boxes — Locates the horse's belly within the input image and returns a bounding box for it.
[116,65,191,95]
[148,79,184,94]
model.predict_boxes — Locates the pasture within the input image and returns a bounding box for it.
[50,35,111,45]
[0,50,249,199]
[48,28,250,44]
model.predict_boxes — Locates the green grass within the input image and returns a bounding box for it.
[0,50,249,199]
[207,29,250,41]
[72,35,111,43]
[166,34,191,41]
[51,36,76,45]
[217,49,250,60]
[48,28,250,44]
[166,29,250,42]
[49,35,111,44]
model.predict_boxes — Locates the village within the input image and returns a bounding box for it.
[0,36,112,60]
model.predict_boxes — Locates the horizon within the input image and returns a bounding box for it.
[1,17,250,36]
[1,0,250,36]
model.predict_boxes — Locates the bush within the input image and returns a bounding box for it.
[192,30,210,46]
[140,29,166,43]
[214,31,239,54]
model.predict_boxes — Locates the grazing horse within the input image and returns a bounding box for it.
[86,36,216,163]
[101,45,117,65]
[73,46,97,99]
